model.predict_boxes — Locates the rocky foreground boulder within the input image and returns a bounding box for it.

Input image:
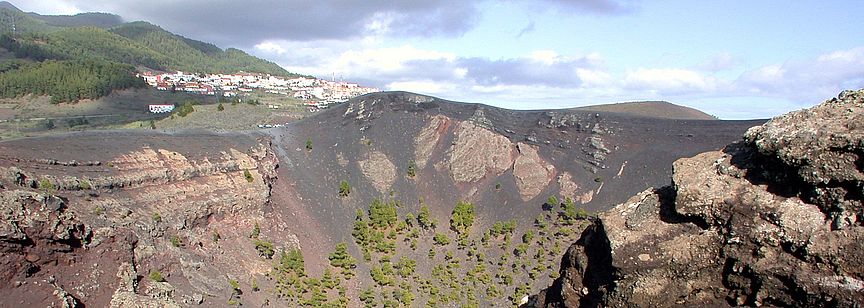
[529,89,864,307]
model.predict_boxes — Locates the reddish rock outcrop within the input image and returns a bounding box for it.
[0,138,279,307]
[414,115,450,169]
[358,150,397,193]
[448,121,515,183]
[513,143,556,201]
[529,89,864,307]
[557,172,579,201]
[0,191,89,286]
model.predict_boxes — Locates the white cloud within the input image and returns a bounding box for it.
[737,64,785,93]
[453,68,468,79]
[624,68,719,93]
[14,0,81,15]
[332,45,455,72]
[520,0,640,14]
[530,50,561,65]
[575,68,613,87]
[736,46,864,102]
[817,47,864,63]
[254,41,287,55]
[386,80,454,94]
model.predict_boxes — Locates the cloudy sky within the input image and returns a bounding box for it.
[15,0,864,119]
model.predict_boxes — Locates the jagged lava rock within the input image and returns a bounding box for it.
[744,89,864,228]
[529,89,864,307]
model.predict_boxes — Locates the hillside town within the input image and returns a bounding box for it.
[139,71,380,110]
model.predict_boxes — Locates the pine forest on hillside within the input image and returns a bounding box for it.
[0,7,298,103]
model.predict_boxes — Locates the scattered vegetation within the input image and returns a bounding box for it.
[369,198,398,228]
[328,242,357,278]
[253,239,275,259]
[250,222,261,239]
[269,247,350,306]
[227,278,242,306]
[338,180,351,197]
[546,196,559,207]
[417,205,435,229]
[560,197,588,225]
[433,233,451,246]
[305,138,313,151]
[38,178,54,192]
[450,201,475,234]
[67,117,89,127]
[149,270,165,282]
[406,160,417,178]
[243,169,254,183]
[233,192,588,306]
[229,278,241,292]
[175,101,195,117]
[170,235,181,247]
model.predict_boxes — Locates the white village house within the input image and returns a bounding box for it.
[148,104,175,113]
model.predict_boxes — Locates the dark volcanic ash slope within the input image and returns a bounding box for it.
[528,89,864,307]
[0,91,763,307]
[260,92,761,304]
[271,91,761,256]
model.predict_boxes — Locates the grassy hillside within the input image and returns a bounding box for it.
[0,3,301,103]
[109,21,296,76]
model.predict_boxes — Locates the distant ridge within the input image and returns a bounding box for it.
[0,1,122,28]
[0,1,19,12]
[29,12,123,28]
[574,101,717,120]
